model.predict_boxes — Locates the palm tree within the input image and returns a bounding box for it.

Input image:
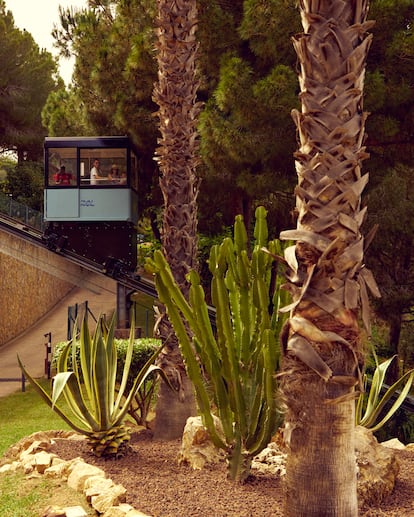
[152,0,201,439]
[279,1,379,515]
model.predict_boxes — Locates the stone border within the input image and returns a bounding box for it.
[0,430,149,517]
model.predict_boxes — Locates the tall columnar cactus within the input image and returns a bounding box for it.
[147,206,289,482]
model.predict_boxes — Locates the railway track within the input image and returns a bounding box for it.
[0,211,216,322]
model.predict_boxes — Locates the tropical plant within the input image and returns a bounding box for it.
[147,206,289,482]
[18,314,165,457]
[357,351,414,432]
[151,0,202,439]
[52,337,161,428]
[277,1,378,515]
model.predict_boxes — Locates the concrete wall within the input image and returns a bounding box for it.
[0,231,74,346]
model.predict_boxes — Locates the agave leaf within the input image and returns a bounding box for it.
[106,313,118,410]
[52,371,74,408]
[17,355,94,436]
[366,371,414,432]
[94,331,110,428]
[362,354,396,421]
[358,353,414,430]
[55,339,99,428]
[114,314,136,410]
[112,364,161,428]
[55,372,100,431]
[79,317,94,401]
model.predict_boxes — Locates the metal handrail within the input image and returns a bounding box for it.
[0,191,44,231]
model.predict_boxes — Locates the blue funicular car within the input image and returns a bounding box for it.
[43,136,139,272]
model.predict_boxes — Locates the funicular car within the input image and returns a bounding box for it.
[43,136,139,271]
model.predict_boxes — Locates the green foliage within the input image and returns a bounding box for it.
[4,161,43,210]
[19,314,165,457]
[365,0,414,170]
[0,1,58,160]
[356,351,414,432]
[41,87,92,136]
[147,206,289,482]
[364,165,414,362]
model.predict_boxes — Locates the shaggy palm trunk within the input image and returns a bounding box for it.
[279,1,376,515]
[152,0,201,439]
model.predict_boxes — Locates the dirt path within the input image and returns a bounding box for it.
[0,273,117,397]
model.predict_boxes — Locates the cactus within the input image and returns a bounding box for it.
[147,206,289,482]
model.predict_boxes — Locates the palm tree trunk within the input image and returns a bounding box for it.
[279,1,377,515]
[152,0,201,439]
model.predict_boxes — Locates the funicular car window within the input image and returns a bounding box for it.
[80,148,128,186]
[130,150,139,191]
[47,148,77,186]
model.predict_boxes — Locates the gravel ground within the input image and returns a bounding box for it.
[50,429,414,517]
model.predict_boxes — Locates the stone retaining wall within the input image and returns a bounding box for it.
[0,231,74,346]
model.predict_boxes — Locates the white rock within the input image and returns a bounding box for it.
[178,415,225,469]
[91,484,127,513]
[84,476,115,501]
[44,460,72,479]
[0,462,19,473]
[381,437,406,450]
[67,459,106,491]
[355,425,400,507]
[63,506,88,517]
[33,450,55,473]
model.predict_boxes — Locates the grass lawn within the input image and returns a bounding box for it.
[0,379,97,516]
[0,379,72,456]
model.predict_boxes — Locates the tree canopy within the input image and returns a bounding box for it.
[13,0,414,366]
[0,0,58,161]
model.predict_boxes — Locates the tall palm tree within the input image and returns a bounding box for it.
[152,0,201,439]
[279,1,379,515]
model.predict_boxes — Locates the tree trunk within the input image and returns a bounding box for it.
[283,371,357,516]
[279,1,377,515]
[152,0,201,439]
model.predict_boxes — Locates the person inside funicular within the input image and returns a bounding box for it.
[54,165,73,185]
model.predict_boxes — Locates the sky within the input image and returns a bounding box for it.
[5,0,88,85]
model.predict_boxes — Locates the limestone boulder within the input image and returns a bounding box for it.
[67,459,106,491]
[355,425,400,507]
[252,442,287,476]
[178,416,226,469]
[84,475,115,501]
[91,484,127,513]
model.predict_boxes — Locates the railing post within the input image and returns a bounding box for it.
[44,332,52,379]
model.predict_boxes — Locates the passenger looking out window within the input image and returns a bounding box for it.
[54,166,73,186]
[90,159,105,185]
[108,164,121,182]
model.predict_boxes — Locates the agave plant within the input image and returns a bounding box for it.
[147,206,289,482]
[18,313,165,457]
[356,350,414,432]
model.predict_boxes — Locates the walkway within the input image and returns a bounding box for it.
[0,274,117,398]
